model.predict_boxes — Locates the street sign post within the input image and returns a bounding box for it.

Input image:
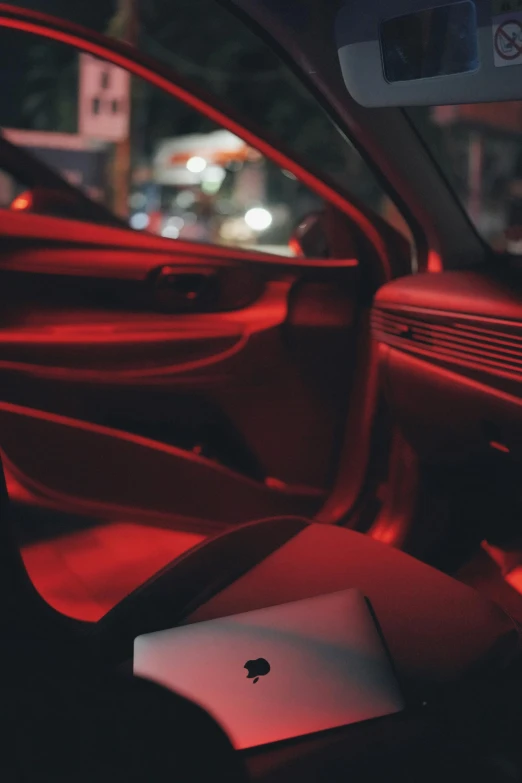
[78,53,130,142]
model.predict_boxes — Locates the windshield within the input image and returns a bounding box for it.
[408,102,522,254]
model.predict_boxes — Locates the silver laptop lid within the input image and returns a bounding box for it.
[134,589,404,749]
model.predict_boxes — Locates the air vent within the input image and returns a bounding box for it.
[372,307,522,382]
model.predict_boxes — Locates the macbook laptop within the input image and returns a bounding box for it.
[133,589,404,750]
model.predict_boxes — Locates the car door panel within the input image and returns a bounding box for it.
[0,280,290,379]
[0,7,400,536]
[0,403,323,529]
[0,211,360,523]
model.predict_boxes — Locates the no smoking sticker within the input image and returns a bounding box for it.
[492,1,522,67]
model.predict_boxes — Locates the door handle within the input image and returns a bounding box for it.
[153,266,219,312]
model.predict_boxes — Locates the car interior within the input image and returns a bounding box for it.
[0,0,521,780]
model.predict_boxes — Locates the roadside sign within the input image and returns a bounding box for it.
[79,53,130,141]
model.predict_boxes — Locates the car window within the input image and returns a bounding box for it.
[8,0,412,244]
[135,1,377,202]
[408,102,522,253]
[0,29,330,255]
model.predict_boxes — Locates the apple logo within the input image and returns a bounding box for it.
[244,658,271,684]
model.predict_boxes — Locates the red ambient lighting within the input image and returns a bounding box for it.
[489,441,510,454]
[21,523,204,621]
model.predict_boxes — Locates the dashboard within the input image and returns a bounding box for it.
[372,268,522,462]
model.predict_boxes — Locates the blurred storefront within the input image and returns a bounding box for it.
[433,102,522,248]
